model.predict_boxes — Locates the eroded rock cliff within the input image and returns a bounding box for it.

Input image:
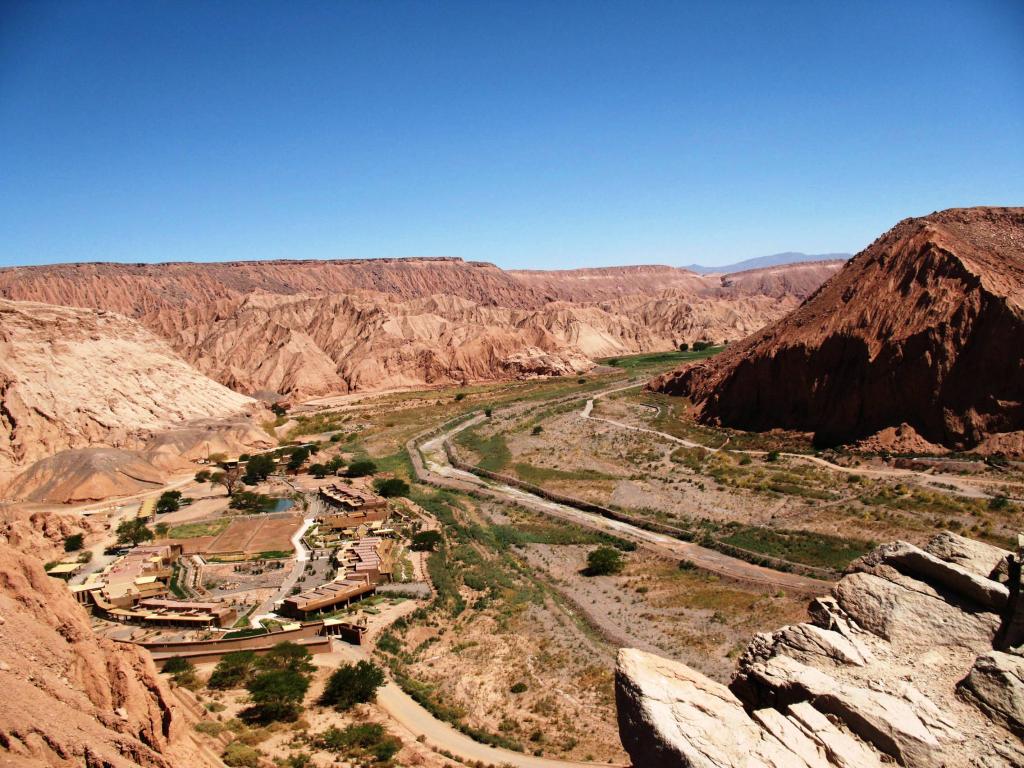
[651,207,1024,454]
[0,537,214,767]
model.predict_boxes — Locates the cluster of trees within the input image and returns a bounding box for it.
[208,642,316,724]
[373,477,409,498]
[679,340,715,352]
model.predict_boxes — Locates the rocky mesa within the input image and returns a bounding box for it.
[651,207,1024,454]
[0,257,843,399]
[617,531,1024,767]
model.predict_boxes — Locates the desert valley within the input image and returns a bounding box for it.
[1,207,1023,768]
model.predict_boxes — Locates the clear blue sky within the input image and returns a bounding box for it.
[1,1,1021,269]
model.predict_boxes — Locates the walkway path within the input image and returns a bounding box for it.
[315,643,617,768]
[252,513,316,620]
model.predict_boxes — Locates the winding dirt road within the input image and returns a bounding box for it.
[316,644,619,768]
[582,388,1011,499]
[412,415,830,594]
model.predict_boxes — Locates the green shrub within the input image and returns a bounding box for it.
[531,425,543,436]
[585,545,624,576]
[373,477,410,498]
[63,533,84,552]
[320,661,385,711]
[510,681,528,694]
[346,460,377,478]
[221,743,261,768]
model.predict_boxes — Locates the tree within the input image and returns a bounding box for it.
[319,661,385,711]
[410,530,443,551]
[326,456,345,473]
[256,642,315,676]
[116,519,154,548]
[484,407,493,417]
[212,466,243,496]
[531,425,543,436]
[63,533,84,552]
[194,470,211,483]
[287,447,310,472]
[585,545,624,576]
[678,342,689,351]
[309,463,328,478]
[692,340,711,351]
[244,454,276,484]
[373,477,409,498]
[208,650,258,690]
[766,450,780,463]
[243,668,310,723]
[454,392,466,402]
[156,490,182,515]
[346,460,377,478]
[163,657,198,689]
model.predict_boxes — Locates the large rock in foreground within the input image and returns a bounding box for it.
[616,532,1024,767]
[651,207,1024,454]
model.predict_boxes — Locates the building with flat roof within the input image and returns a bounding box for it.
[281,536,395,619]
[72,543,236,628]
[319,483,388,514]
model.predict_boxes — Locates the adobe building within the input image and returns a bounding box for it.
[71,543,236,628]
[281,536,395,619]
[318,483,390,532]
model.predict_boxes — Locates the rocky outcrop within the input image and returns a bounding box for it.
[0,540,214,767]
[651,207,1024,454]
[616,532,1024,767]
[0,298,254,491]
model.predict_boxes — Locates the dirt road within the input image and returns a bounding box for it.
[582,391,1008,499]
[316,644,618,768]
[412,417,830,594]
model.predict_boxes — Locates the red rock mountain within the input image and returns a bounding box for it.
[0,258,842,399]
[0,535,216,767]
[651,207,1024,454]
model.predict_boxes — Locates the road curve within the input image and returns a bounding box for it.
[412,416,830,594]
[316,645,620,768]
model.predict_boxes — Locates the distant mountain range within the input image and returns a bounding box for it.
[683,251,851,274]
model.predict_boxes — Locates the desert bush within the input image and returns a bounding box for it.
[320,661,385,711]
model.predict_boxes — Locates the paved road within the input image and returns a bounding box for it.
[415,416,830,594]
[315,644,617,768]
[252,513,316,621]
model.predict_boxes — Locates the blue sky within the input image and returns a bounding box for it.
[1,1,1021,269]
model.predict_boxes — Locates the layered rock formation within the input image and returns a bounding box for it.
[0,538,214,767]
[0,298,258,496]
[0,257,843,399]
[616,531,1024,767]
[651,207,1024,454]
